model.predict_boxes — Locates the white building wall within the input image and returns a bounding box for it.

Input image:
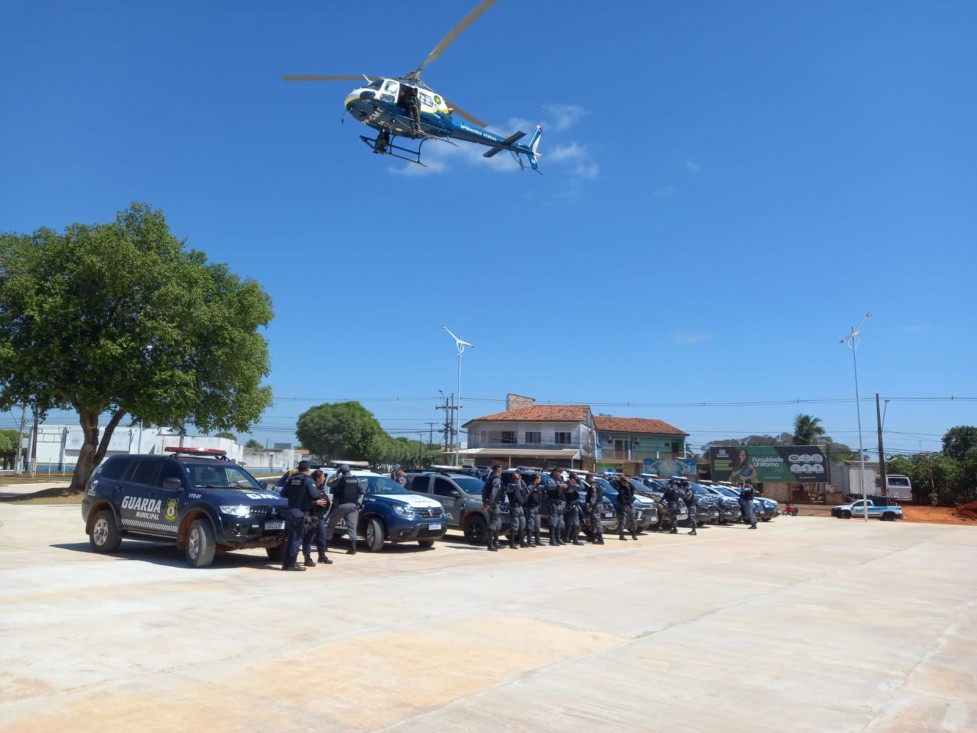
[27,424,291,475]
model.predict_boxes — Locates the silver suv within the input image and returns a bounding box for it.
[405,470,509,545]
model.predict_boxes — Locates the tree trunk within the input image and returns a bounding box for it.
[68,408,127,493]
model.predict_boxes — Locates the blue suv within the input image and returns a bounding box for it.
[82,447,289,567]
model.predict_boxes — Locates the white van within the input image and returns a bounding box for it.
[885,474,913,501]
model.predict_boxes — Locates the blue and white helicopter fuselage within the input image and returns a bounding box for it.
[344,77,541,170]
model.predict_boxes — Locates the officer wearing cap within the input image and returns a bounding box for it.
[545,469,567,546]
[584,473,604,544]
[615,473,639,541]
[682,479,698,536]
[280,460,327,571]
[325,464,366,555]
[481,465,505,551]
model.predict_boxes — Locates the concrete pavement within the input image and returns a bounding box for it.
[0,504,974,732]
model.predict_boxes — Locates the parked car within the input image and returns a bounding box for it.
[636,477,689,528]
[687,482,721,525]
[82,446,289,567]
[588,477,657,532]
[313,467,449,551]
[697,483,743,524]
[405,469,509,545]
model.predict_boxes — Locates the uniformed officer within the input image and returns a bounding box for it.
[525,474,543,547]
[739,480,758,529]
[616,474,639,541]
[563,473,583,545]
[325,464,366,555]
[310,470,334,563]
[505,472,527,549]
[392,467,407,487]
[546,469,567,546]
[662,476,682,534]
[280,461,328,571]
[584,473,604,545]
[481,465,505,551]
[682,479,698,536]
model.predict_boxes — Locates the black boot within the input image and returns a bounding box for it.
[597,536,604,545]
[303,556,316,567]
[619,533,626,541]
[317,553,333,564]
[688,529,697,536]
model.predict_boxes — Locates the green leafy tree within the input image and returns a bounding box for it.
[0,429,19,470]
[941,426,977,464]
[296,401,387,462]
[0,204,273,492]
[245,439,264,450]
[214,431,237,441]
[792,414,826,445]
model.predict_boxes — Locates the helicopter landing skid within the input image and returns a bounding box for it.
[360,132,426,166]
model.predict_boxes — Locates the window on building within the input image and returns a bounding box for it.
[501,431,516,444]
[525,431,541,444]
[555,432,572,445]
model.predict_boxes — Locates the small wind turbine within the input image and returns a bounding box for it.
[443,326,474,464]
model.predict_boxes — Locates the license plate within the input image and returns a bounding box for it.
[264,521,285,531]
[604,512,613,518]
[428,523,442,531]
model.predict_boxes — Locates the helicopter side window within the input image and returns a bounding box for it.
[367,80,383,90]
[419,92,433,108]
[384,81,398,93]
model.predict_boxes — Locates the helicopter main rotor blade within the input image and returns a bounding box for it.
[409,0,496,81]
[282,75,378,82]
[444,99,487,128]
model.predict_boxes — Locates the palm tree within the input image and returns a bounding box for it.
[792,414,826,445]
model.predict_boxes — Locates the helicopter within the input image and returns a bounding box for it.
[283,0,542,171]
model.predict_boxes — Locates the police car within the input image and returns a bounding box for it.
[81,447,289,567]
[317,463,449,551]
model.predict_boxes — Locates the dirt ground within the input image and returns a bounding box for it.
[903,502,977,525]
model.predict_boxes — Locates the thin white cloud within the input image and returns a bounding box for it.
[655,185,676,197]
[685,158,701,173]
[541,104,588,132]
[673,330,710,345]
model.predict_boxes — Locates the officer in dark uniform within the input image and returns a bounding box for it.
[616,474,639,541]
[664,478,683,534]
[505,471,527,549]
[584,473,604,544]
[563,473,583,545]
[525,473,543,547]
[325,464,366,555]
[280,460,327,571]
[682,479,698,535]
[546,469,567,546]
[481,465,504,551]
[310,470,333,563]
[740,480,758,529]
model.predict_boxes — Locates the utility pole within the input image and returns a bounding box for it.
[435,391,455,459]
[14,404,27,474]
[29,410,39,478]
[876,393,888,502]
[425,421,439,446]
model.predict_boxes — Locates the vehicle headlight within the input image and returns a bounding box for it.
[394,504,416,519]
[220,505,251,517]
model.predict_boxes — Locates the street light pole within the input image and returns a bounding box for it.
[841,312,872,522]
[876,394,889,503]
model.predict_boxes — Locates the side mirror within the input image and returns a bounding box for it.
[449,489,461,498]
[162,477,183,490]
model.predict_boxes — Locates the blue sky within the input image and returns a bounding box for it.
[2,0,974,457]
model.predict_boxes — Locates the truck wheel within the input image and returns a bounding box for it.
[418,539,435,548]
[186,518,216,567]
[364,517,385,552]
[463,515,487,545]
[882,512,895,521]
[89,509,122,553]
[842,510,852,519]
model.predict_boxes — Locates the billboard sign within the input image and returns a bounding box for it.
[710,446,827,483]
